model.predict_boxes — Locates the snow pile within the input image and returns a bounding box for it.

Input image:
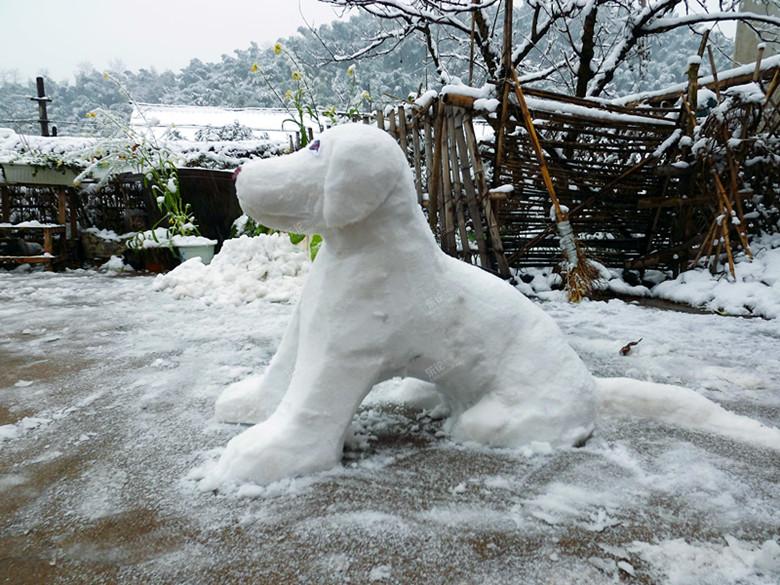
[98,255,134,273]
[153,233,308,304]
[653,234,780,319]
[628,536,780,585]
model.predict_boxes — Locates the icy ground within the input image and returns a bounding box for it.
[1,271,778,584]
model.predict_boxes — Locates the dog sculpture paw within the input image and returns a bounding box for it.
[204,413,340,487]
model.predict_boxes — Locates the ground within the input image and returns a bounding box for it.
[1,271,778,585]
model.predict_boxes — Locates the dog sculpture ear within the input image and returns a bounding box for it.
[322,127,405,229]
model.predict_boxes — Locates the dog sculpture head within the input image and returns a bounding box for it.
[235,124,411,233]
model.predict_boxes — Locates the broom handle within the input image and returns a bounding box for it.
[508,67,565,222]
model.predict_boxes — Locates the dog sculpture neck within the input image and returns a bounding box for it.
[321,174,437,257]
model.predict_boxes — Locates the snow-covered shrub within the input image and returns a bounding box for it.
[195,120,256,142]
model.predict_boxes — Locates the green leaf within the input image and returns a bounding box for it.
[288,232,306,245]
[309,234,322,260]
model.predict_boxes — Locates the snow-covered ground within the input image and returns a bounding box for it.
[1,269,778,584]
[519,234,780,320]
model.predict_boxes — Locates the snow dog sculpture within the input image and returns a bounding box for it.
[204,124,779,488]
[206,123,597,486]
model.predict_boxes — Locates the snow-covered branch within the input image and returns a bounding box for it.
[643,11,780,34]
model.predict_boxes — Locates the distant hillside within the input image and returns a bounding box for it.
[0,11,734,137]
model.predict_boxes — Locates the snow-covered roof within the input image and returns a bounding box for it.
[130,102,322,142]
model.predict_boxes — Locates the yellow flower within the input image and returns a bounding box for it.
[273,42,283,56]
[250,63,259,73]
[360,90,370,101]
[346,64,356,77]
[85,111,97,118]
[284,89,293,101]
[291,70,302,81]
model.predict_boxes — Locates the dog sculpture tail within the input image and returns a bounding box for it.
[594,377,780,451]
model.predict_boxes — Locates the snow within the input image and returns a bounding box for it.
[169,235,217,247]
[1,269,779,583]
[153,233,309,305]
[491,184,514,193]
[126,227,173,249]
[0,220,62,228]
[473,97,500,112]
[83,227,126,241]
[440,83,495,100]
[724,82,765,104]
[125,229,214,250]
[98,255,133,273]
[627,537,780,585]
[413,89,438,110]
[653,235,780,319]
[524,96,676,126]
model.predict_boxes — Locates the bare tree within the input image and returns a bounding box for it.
[320,0,780,97]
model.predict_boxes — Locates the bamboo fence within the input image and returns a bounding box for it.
[376,51,778,279]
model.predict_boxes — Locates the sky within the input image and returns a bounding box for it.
[0,0,352,82]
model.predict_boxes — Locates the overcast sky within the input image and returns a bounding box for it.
[0,0,352,82]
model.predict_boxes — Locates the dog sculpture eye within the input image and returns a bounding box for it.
[308,139,321,155]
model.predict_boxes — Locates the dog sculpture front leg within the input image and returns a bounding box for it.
[205,347,381,486]
[214,303,301,424]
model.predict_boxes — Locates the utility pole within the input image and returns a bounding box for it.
[30,76,51,137]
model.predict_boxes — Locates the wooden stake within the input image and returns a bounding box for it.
[752,44,766,83]
[411,116,423,204]
[428,103,446,230]
[493,0,514,186]
[508,67,563,220]
[712,171,752,259]
[1,186,10,222]
[706,46,721,101]
[439,113,458,255]
[397,108,409,158]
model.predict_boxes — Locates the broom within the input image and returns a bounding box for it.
[508,66,598,302]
